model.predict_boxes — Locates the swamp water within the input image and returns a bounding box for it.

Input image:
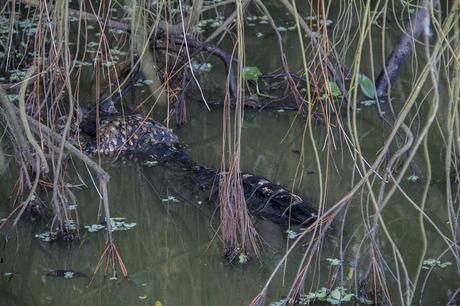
[0,1,458,305]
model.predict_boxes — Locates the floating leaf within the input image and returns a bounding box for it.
[358,74,375,99]
[243,66,262,81]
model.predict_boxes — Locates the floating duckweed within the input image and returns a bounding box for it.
[298,287,328,304]
[110,217,137,231]
[102,61,115,67]
[361,99,376,106]
[325,257,343,266]
[63,271,75,279]
[286,229,299,239]
[85,217,137,233]
[84,224,105,233]
[110,48,128,56]
[143,160,158,167]
[162,196,180,203]
[238,252,248,264]
[422,258,452,269]
[73,60,93,67]
[269,299,286,306]
[35,231,57,242]
[68,204,78,211]
[190,62,212,73]
[326,287,354,305]
[319,19,334,26]
[87,41,99,48]
[143,79,154,85]
[65,220,77,231]
[195,16,224,32]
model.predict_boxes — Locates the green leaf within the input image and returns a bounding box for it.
[358,74,375,99]
[243,66,262,81]
[328,81,342,98]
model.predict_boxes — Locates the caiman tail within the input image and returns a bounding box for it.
[76,113,317,226]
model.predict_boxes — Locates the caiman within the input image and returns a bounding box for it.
[71,112,317,226]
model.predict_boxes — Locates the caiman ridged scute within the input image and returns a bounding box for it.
[241,174,317,226]
[80,114,179,155]
[76,112,317,226]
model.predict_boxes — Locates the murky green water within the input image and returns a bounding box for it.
[1,1,458,305]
